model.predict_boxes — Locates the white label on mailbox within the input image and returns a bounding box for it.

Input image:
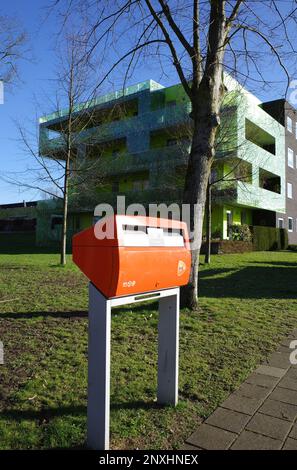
[122,225,184,247]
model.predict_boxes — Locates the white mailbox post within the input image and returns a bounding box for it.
[87,283,180,450]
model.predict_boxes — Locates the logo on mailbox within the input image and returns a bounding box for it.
[177,260,186,276]
[123,280,136,288]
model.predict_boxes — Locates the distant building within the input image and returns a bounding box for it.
[0,200,37,232]
[261,99,297,244]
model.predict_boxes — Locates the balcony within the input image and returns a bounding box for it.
[237,181,285,213]
[96,144,189,176]
[39,103,191,157]
[212,179,285,213]
[69,187,184,212]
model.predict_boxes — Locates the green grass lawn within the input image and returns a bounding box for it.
[0,250,297,449]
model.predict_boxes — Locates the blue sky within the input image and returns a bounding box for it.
[0,1,296,204]
[0,0,58,203]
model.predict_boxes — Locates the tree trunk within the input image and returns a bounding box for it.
[181,1,226,308]
[181,119,214,309]
[60,140,71,266]
[181,84,223,308]
[205,179,211,264]
[60,181,68,266]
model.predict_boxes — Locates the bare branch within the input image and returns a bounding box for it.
[144,0,192,98]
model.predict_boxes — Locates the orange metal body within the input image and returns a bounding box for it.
[72,215,191,298]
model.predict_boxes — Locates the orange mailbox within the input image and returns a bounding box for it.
[73,215,191,298]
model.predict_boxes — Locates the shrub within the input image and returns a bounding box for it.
[288,244,297,252]
[230,224,252,242]
[251,226,288,251]
[211,230,222,240]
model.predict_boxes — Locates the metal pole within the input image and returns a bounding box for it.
[87,283,111,450]
[86,285,179,449]
[157,289,180,406]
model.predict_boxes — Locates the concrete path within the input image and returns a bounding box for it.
[183,329,297,450]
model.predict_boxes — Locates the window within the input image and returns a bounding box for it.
[278,218,284,229]
[287,116,293,132]
[226,210,233,239]
[288,148,294,168]
[288,217,293,232]
[287,182,293,199]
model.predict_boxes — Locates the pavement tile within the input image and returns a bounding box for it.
[280,338,294,347]
[245,372,279,389]
[270,387,297,406]
[221,394,263,416]
[183,330,297,451]
[255,365,287,378]
[235,383,270,400]
[259,399,297,421]
[246,413,291,440]
[205,407,250,434]
[181,443,202,450]
[278,376,297,391]
[231,430,282,450]
[276,345,291,354]
[289,423,297,440]
[282,438,297,450]
[287,367,297,379]
[265,352,291,369]
[186,424,237,450]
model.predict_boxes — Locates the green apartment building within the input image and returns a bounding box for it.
[37,75,285,246]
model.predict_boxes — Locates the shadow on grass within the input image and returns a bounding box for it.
[248,261,297,268]
[0,311,88,319]
[1,263,296,324]
[1,400,160,423]
[0,303,159,319]
[199,264,297,299]
[0,246,60,255]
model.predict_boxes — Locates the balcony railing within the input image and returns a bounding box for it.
[69,187,184,212]
[39,103,192,156]
[98,144,190,175]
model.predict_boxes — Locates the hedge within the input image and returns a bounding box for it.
[251,225,288,251]
[288,244,297,252]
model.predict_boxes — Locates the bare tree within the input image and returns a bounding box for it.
[5,33,110,265]
[0,15,27,84]
[53,0,297,307]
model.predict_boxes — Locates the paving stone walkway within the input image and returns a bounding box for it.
[183,329,297,450]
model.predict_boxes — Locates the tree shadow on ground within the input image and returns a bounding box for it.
[248,261,297,268]
[199,264,297,299]
[0,310,88,319]
[0,400,159,423]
